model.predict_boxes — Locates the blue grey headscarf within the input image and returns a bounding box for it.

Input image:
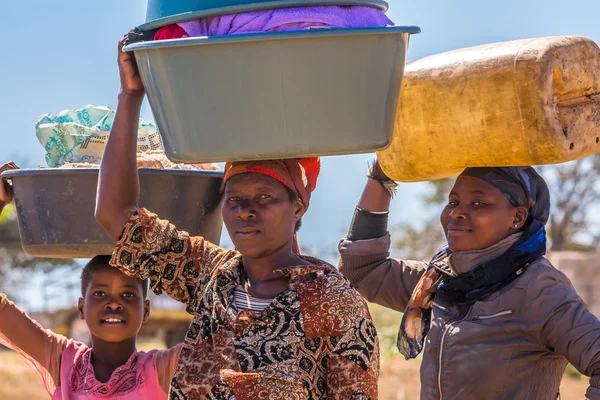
[459,166,550,225]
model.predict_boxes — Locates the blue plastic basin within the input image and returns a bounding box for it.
[141,0,389,30]
[124,26,420,163]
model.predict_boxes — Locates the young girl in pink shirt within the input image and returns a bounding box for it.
[0,161,180,399]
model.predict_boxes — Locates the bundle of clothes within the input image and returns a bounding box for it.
[35,105,216,170]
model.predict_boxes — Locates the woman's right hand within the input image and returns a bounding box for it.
[357,160,395,212]
[118,36,145,97]
[0,161,18,207]
[368,160,393,183]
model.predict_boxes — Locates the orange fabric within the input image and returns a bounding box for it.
[223,158,320,208]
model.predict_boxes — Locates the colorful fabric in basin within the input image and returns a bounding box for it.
[36,105,163,167]
[154,5,393,38]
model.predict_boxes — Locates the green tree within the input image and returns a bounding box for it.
[543,155,600,251]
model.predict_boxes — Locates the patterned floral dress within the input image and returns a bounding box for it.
[111,208,379,400]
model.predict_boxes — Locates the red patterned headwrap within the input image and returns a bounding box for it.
[223,158,321,254]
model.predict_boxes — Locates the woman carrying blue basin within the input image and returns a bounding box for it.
[93,37,381,399]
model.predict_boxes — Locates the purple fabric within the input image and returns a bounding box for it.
[178,6,393,37]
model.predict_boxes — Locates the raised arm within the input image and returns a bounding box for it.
[110,208,234,309]
[94,37,145,240]
[338,162,428,311]
[0,294,69,395]
[98,37,233,308]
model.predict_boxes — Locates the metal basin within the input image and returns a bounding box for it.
[2,168,224,259]
[124,26,420,163]
[141,0,389,30]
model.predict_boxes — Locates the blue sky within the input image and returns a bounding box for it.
[1,0,599,308]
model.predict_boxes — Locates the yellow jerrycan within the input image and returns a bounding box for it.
[378,36,600,182]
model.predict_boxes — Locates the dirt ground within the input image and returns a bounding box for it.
[0,349,587,400]
[0,302,589,399]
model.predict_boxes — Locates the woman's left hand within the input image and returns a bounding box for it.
[356,159,397,212]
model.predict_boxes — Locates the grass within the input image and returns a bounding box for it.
[368,303,405,359]
[0,352,49,400]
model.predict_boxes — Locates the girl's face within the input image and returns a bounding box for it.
[78,267,149,343]
[440,176,528,252]
[222,173,305,259]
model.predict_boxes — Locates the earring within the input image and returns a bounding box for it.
[513,224,518,228]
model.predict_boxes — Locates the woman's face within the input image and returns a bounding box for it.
[222,173,305,259]
[440,176,528,252]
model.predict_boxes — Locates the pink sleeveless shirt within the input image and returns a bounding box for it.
[53,342,165,400]
[0,294,180,400]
